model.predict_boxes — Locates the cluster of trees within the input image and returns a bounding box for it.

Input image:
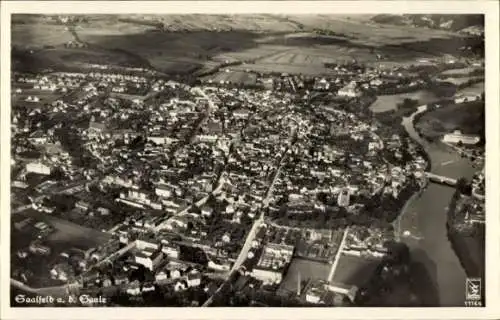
[106,277,214,307]
[55,126,98,169]
[355,241,439,307]
[268,191,409,230]
[429,81,457,98]
[374,82,430,96]
[456,177,473,196]
[446,188,485,297]
[209,273,314,307]
[397,98,419,111]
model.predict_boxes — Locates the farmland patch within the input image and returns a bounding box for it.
[369,90,439,113]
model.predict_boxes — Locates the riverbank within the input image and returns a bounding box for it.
[394,186,425,241]
[446,191,485,278]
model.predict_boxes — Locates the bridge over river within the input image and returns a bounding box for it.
[425,172,458,187]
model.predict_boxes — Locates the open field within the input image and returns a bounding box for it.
[284,15,457,45]
[369,90,439,113]
[11,24,74,48]
[257,49,339,66]
[255,42,439,68]
[12,47,150,73]
[152,14,301,32]
[415,101,484,139]
[330,253,381,287]
[201,70,257,86]
[231,63,337,76]
[279,258,331,294]
[441,67,482,76]
[439,77,482,86]
[20,210,111,249]
[212,45,287,62]
[456,81,484,96]
[11,89,63,106]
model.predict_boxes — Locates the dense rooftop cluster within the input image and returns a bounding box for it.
[10,45,484,307]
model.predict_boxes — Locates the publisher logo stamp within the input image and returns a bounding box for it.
[464,278,482,307]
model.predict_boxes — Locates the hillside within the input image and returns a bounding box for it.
[371,14,484,34]
[12,14,473,75]
[13,14,463,41]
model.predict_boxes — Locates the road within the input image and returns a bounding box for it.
[201,216,263,307]
[265,220,302,231]
[262,155,287,208]
[84,241,137,275]
[327,227,350,283]
[173,87,217,155]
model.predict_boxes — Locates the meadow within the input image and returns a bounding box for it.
[440,77,482,86]
[456,81,484,96]
[440,67,481,76]
[11,89,63,106]
[369,90,439,113]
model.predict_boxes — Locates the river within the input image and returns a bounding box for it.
[399,104,478,306]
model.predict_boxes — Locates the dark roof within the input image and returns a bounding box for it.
[187,272,202,280]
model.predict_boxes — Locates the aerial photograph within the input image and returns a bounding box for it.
[9,14,485,307]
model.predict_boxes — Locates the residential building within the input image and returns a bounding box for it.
[29,240,51,255]
[26,162,51,175]
[161,243,180,259]
[337,81,361,97]
[136,238,160,251]
[233,108,251,119]
[187,271,202,287]
[155,184,174,198]
[148,136,177,145]
[134,249,164,271]
[28,130,48,144]
[88,121,107,137]
[251,243,294,284]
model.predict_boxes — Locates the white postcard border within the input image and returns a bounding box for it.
[1,1,499,319]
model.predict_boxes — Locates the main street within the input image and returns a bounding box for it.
[327,227,350,283]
